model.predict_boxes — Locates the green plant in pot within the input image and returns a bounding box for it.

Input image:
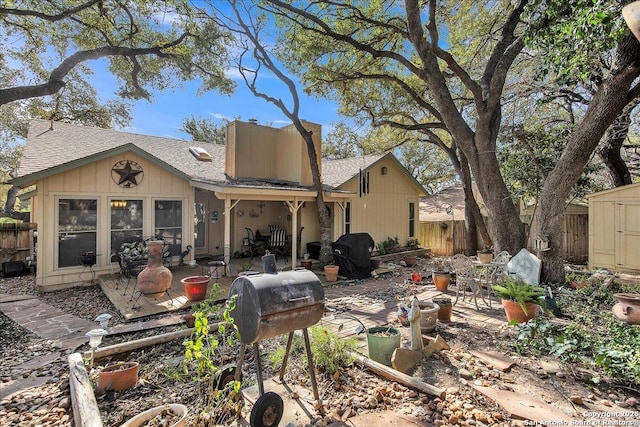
[492,276,545,323]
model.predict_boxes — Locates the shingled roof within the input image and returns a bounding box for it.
[14,119,423,196]
[15,119,226,186]
[321,154,385,187]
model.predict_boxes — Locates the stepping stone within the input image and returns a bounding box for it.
[472,385,574,422]
[8,352,62,374]
[0,294,38,303]
[0,376,53,400]
[470,350,516,372]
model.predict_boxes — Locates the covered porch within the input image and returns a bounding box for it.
[190,183,352,270]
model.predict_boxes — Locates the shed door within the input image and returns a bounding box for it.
[617,202,640,271]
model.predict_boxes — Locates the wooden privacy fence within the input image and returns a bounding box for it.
[0,223,36,264]
[417,220,467,256]
[418,217,588,262]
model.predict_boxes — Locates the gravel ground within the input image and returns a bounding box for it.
[1,271,639,427]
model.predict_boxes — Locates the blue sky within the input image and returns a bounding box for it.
[89,58,341,142]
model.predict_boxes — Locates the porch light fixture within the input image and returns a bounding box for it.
[110,200,127,208]
[85,328,108,368]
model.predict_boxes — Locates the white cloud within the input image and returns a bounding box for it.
[209,112,231,122]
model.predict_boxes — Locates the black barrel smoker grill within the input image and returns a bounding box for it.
[229,254,325,427]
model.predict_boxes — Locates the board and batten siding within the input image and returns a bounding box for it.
[34,152,193,291]
[337,157,421,247]
[588,183,640,273]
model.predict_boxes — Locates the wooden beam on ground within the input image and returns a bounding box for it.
[83,322,221,361]
[68,353,103,427]
[349,351,446,399]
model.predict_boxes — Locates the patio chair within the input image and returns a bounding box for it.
[115,237,146,300]
[243,228,264,257]
[268,228,287,260]
[451,254,484,310]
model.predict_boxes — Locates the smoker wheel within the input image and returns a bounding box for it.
[250,391,284,427]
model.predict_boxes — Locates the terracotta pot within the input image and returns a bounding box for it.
[502,299,538,323]
[432,272,451,292]
[137,240,172,298]
[612,293,640,325]
[97,361,139,393]
[324,265,339,282]
[122,403,188,427]
[411,272,422,283]
[477,252,493,264]
[301,260,312,270]
[433,297,452,322]
[181,276,209,301]
[403,256,417,267]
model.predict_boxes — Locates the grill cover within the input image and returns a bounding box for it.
[228,269,324,344]
[331,233,374,279]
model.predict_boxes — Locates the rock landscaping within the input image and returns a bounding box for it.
[1,260,638,426]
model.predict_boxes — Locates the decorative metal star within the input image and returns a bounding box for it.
[113,161,143,187]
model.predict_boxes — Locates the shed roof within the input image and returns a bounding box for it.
[586,182,640,199]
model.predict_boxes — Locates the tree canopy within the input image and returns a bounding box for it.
[260,0,640,281]
[0,0,235,107]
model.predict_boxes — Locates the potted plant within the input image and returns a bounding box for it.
[477,245,494,264]
[432,259,451,292]
[122,403,189,427]
[97,361,139,393]
[366,326,401,366]
[492,277,545,323]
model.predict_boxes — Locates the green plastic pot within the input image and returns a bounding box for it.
[366,326,401,366]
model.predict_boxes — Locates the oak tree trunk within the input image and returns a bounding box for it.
[539,34,640,283]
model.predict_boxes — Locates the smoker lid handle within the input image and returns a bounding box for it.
[288,296,311,302]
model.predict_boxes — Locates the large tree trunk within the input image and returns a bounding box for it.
[295,125,333,266]
[598,103,637,187]
[539,35,640,283]
[2,186,19,216]
[458,152,488,254]
[446,145,491,254]
[461,110,525,256]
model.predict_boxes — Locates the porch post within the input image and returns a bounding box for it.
[284,200,306,268]
[223,197,234,273]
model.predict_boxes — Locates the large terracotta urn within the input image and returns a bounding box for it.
[612,293,640,325]
[137,240,172,298]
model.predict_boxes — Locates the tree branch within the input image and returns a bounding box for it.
[0,35,189,106]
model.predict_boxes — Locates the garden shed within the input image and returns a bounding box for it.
[587,182,640,273]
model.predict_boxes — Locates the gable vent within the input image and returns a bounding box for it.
[189,147,212,162]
